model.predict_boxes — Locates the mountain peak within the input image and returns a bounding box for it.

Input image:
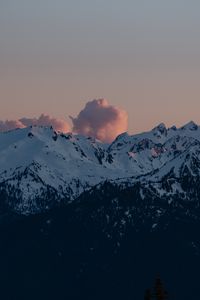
[114,132,129,142]
[181,121,198,131]
[152,123,167,135]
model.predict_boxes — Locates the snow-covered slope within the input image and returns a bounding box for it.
[1,121,200,214]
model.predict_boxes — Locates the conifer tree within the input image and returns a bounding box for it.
[152,276,168,300]
[144,276,169,300]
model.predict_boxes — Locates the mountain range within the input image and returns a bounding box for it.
[1,121,200,299]
[1,120,200,214]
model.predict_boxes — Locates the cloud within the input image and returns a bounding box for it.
[0,100,128,142]
[19,114,71,133]
[0,120,25,132]
[0,114,71,133]
[70,99,128,142]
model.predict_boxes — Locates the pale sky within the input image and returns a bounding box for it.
[1,0,200,133]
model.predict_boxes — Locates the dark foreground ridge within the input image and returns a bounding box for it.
[0,182,200,300]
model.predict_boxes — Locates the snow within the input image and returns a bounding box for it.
[152,223,158,229]
[1,122,200,213]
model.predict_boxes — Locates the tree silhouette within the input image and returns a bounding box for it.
[144,276,169,300]
[152,276,168,300]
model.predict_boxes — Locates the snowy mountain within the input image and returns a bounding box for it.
[1,122,200,300]
[1,121,200,214]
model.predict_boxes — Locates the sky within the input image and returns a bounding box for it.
[1,0,200,134]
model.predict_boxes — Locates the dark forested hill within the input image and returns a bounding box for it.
[0,182,200,300]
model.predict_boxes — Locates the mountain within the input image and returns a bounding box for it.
[1,122,200,299]
[1,180,200,300]
[0,121,200,214]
